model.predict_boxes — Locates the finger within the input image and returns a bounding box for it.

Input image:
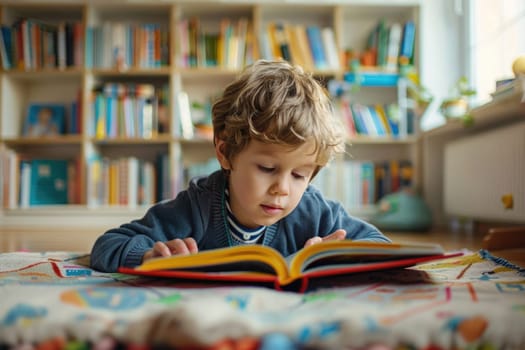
[166,238,191,255]
[183,237,199,254]
[323,229,347,241]
[152,241,172,257]
[304,236,323,247]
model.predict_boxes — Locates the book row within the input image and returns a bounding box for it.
[91,83,169,139]
[358,20,416,70]
[0,151,411,211]
[0,16,416,73]
[12,85,414,141]
[313,159,413,210]
[176,17,257,70]
[260,22,340,71]
[0,19,83,70]
[87,22,169,69]
[0,155,82,208]
[335,99,415,138]
[0,150,221,209]
[86,155,165,208]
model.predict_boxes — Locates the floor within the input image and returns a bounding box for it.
[387,229,486,251]
[1,226,523,267]
[389,229,525,268]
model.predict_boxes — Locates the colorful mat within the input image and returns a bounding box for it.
[0,250,524,349]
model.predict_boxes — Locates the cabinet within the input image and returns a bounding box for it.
[0,0,422,229]
[423,78,525,228]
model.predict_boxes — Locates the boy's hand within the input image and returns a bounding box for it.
[142,238,198,262]
[304,229,347,248]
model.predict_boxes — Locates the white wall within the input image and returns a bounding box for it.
[419,0,465,131]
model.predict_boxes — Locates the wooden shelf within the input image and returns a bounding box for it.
[91,67,172,77]
[348,135,420,144]
[4,68,83,80]
[3,134,83,145]
[91,135,172,144]
[424,82,525,138]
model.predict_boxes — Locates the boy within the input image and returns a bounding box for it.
[90,60,390,272]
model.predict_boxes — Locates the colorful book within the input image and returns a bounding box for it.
[118,240,462,292]
[28,159,69,205]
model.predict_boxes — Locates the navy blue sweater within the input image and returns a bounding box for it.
[90,170,390,272]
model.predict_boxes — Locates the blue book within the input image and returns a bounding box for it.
[344,72,399,87]
[29,159,69,205]
[349,104,368,135]
[0,25,13,69]
[85,27,93,68]
[306,26,328,69]
[367,106,387,136]
[400,21,415,63]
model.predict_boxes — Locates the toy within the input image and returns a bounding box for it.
[369,188,432,232]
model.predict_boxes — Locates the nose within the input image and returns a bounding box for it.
[270,175,289,196]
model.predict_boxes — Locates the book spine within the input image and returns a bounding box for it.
[386,23,402,71]
[306,26,327,69]
[400,21,415,64]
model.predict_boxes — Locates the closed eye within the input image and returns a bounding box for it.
[258,165,274,173]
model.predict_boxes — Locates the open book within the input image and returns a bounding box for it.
[118,240,462,292]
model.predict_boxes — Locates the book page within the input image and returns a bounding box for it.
[136,244,290,279]
[287,241,445,278]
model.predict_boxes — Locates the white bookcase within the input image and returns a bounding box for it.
[0,0,423,230]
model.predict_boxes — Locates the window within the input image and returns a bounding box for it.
[467,0,525,104]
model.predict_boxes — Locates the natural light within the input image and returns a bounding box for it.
[468,0,525,104]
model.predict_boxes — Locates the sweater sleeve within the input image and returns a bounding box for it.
[90,191,202,272]
[305,185,391,243]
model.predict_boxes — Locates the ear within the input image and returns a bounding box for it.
[214,138,231,170]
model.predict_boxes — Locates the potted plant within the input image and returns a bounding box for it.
[440,76,476,122]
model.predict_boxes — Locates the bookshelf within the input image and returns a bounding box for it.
[0,0,422,229]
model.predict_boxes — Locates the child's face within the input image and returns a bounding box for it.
[216,139,318,229]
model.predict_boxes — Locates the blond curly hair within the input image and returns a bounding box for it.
[212,59,345,174]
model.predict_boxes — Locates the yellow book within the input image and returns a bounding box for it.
[374,104,392,135]
[293,24,315,71]
[266,22,281,59]
[119,240,460,292]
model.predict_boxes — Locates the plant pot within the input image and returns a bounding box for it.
[440,97,468,119]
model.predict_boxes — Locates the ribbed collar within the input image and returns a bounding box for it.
[210,171,278,247]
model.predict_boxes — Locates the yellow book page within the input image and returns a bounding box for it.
[286,240,444,281]
[136,244,290,281]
